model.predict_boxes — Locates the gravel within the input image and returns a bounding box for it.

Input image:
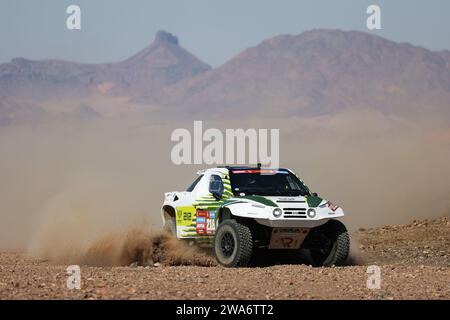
[0,217,448,300]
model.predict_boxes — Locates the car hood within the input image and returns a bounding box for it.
[230,194,326,208]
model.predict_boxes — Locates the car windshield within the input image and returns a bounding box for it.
[229,169,310,197]
[186,174,203,192]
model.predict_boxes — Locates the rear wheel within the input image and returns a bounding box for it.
[214,220,253,267]
[309,220,350,267]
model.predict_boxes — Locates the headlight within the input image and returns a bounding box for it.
[272,208,282,218]
[307,208,316,218]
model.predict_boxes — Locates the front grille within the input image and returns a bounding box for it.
[283,208,307,218]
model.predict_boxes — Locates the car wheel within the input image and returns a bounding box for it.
[214,219,253,267]
[309,220,350,267]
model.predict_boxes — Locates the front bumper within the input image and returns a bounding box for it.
[254,218,331,228]
[227,197,345,228]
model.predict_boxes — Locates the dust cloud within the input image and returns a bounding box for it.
[279,111,450,230]
[61,228,213,267]
[0,108,449,266]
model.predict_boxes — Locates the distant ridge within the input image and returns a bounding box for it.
[0,30,211,99]
[1,29,449,120]
[158,29,450,119]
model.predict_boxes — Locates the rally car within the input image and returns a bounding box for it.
[161,165,350,267]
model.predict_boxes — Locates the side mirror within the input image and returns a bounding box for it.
[211,191,222,200]
[209,175,224,200]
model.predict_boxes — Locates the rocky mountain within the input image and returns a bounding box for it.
[1,29,450,121]
[0,30,211,100]
[160,29,450,119]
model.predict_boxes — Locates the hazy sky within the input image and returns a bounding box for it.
[1,0,450,67]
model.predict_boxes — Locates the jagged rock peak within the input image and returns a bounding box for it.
[155,30,179,45]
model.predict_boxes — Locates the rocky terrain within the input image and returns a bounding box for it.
[0,217,448,300]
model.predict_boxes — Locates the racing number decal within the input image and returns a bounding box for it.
[176,206,196,226]
[183,212,192,220]
[206,218,215,233]
[196,210,216,235]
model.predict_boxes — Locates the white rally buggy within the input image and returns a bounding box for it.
[161,166,350,267]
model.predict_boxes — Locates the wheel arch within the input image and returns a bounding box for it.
[217,205,254,226]
[217,206,233,225]
[161,205,176,225]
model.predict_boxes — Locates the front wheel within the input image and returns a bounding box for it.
[214,219,253,267]
[308,220,350,267]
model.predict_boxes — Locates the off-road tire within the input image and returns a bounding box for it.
[164,217,177,235]
[310,220,350,267]
[214,219,253,267]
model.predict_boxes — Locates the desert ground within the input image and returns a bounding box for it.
[0,216,448,300]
